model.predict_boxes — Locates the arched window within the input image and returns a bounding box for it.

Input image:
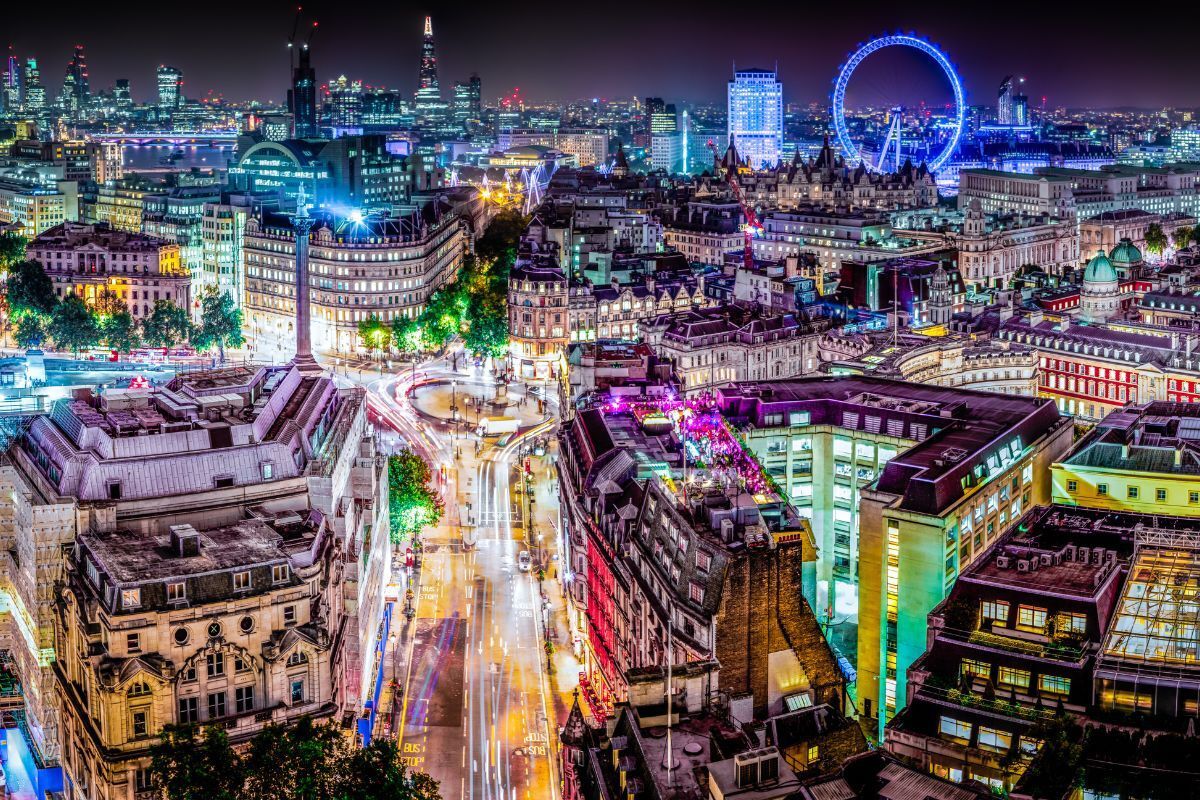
[286,651,309,667]
[129,682,151,697]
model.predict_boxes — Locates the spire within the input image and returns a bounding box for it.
[424,15,432,36]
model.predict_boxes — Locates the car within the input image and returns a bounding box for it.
[517,551,532,571]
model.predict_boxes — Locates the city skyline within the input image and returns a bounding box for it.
[3,2,1199,109]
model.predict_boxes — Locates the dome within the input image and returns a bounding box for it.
[1109,238,1143,267]
[1083,250,1118,284]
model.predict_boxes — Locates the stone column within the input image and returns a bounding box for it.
[291,213,320,373]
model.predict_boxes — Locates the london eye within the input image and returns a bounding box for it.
[831,34,965,174]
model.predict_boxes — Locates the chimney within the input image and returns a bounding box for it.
[169,524,201,558]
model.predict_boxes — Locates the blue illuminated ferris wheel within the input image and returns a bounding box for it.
[831,34,965,173]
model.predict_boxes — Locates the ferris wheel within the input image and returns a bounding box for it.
[831,34,966,173]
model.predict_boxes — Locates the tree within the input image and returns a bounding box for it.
[92,289,127,319]
[388,449,444,544]
[193,287,245,363]
[142,299,192,348]
[474,208,529,266]
[1145,223,1168,256]
[1192,226,1200,247]
[241,717,347,800]
[358,315,392,355]
[150,725,244,800]
[48,294,100,356]
[5,260,57,318]
[342,739,442,800]
[0,231,27,270]
[13,314,46,349]
[462,309,509,358]
[101,309,141,353]
[391,316,421,357]
[1174,225,1195,251]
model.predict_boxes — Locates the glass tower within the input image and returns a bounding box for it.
[727,68,783,170]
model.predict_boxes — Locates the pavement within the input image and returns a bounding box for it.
[327,347,581,800]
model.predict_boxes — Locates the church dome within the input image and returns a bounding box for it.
[1109,238,1143,267]
[1083,250,1118,284]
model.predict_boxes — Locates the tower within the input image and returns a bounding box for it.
[414,16,442,116]
[157,65,183,112]
[23,58,43,111]
[290,187,320,373]
[63,45,90,111]
[2,50,20,113]
[727,68,783,170]
[929,264,953,326]
[997,75,1014,125]
[290,43,317,138]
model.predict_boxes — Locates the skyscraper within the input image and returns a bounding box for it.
[414,16,441,113]
[328,75,363,129]
[62,45,90,111]
[2,51,20,113]
[727,68,783,170]
[114,78,132,110]
[451,74,481,131]
[289,43,318,138]
[157,65,183,111]
[997,75,1014,125]
[23,58,43,111]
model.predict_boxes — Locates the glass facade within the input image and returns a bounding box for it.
[727,69,783,170]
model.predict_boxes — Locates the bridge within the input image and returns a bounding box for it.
[89,131,239,146]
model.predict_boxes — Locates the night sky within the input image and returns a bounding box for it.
[3,1,1197,110]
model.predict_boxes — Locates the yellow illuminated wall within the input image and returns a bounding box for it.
[1051,461,1200,517]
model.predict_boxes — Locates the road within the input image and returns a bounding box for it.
[351,351,560,800]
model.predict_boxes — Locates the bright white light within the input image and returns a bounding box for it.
[348,210,364,225]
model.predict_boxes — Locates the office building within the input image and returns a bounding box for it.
[61,45,90,113]
[201,191,279,303]
[414,16,443,118]
[2,53,19,113]
[243,203,466,355]
[327,75,363,129]
[156,65,183,112]
[451,74,482,131]
[113,78,132,110]
[0,178,71,237]
[141,184,223,285]
[728,68,783,170]
[23,58,44,111]
[289,43,317,139]
[996,76,1014,125]
[718,377,1073,736]
[27,221,189,318]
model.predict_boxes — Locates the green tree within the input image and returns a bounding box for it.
[13,314,46,349]
[462,308,509,358]
[1145,223,1168,256]
[391,316,422,357]
[92,289,127,319]
[342,739,442,800]
[1192,226,1200,247]
[142,299,192,348]
[388,449,444,544]
[474,208,529,266]
[48,294,100,356]
[358,315,392,355]
[242,717,347,800]
[5,259,57,318]
[193,287,245,363]
[101,309,141,353]
[1174,225,1194,251]
[0,231,27,270]
[150,725,244,800]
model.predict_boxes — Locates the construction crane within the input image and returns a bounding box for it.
[707,139,761,268]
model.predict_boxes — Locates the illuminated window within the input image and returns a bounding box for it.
[1066,480,1077,493]
[1128,486,1139,500]
[1156,488,1168,502]
[977,726,1012,753]
[807,745,819,762]
[1017,605,1047,632]
[981,600,1009,623]
[961,659,990,681]
[1057,612,1087,635]
[998,666,1030,690]
[939,716,972,743]
[121,588,141,609]
[1039,674,1071,696]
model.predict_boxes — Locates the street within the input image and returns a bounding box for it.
[339,350,568,800]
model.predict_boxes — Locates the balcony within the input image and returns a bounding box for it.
[918,684,1058,724]
[938,626,1087,664]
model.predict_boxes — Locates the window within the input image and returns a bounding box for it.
[688,582,705,604]
[1017,605,1048,632]
[695,551,712,573]
[283,605,296,626]
[207,652,225,678]
[167,581,186,602]
[981,600,1009,624]
[207,691,226,719]
[173,627,189,646]
[273,564,290,583]
[135,768,154,792]
[121,588,141,609]
[290,679,305,704]
[1128,486,1139,499]
[961,659,990,681]
[1156,488,1168,502]
[233,571,251,591]
[998,666,1031,690]
[1039,674,1071,696]
[132,710,148,739]
[127,633,141,653]
[807,744,819,763]
[178,697,199,724]
[1058,612,1087,635]
[939,716,972,743]
[1066,480,1077,493]
[977,726,1012,753]
[1019,736,1041,757]
[287,650,309,666]
[236,686,255,714]
[182,665,197,683]
[1097,483,1108,496]
[261,462,274,480]
[129,683,150,697]
[1190,491,1199,505]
